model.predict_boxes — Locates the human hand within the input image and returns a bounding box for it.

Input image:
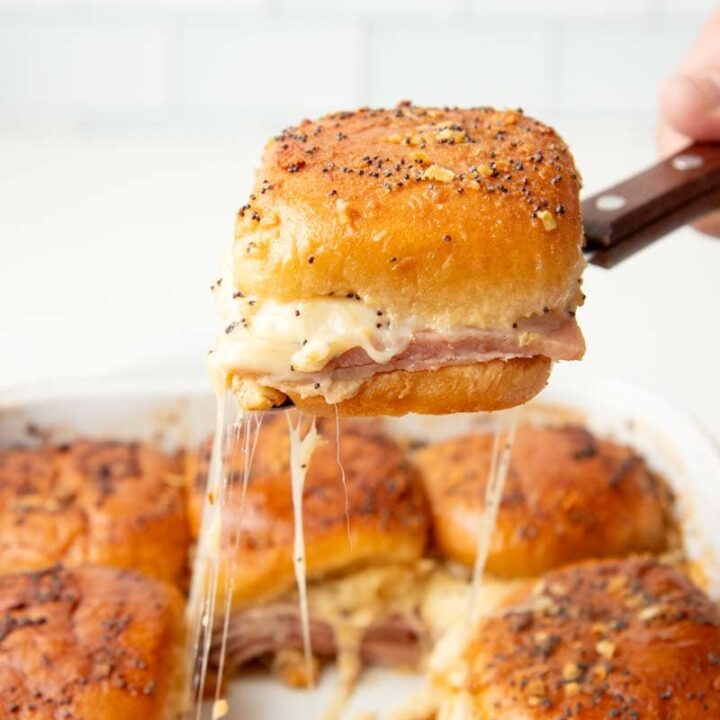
[658,10,720,237]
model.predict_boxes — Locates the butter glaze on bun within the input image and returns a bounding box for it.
[431,558,720,718]
[416,425,676,576]
[0,441,190,587]
[0,565,184,719]
[186,413,428,608]
[213,102,585,415]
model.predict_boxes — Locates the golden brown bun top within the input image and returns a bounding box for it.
[0,564,184,720]
[416,425,676,577]
[187,412,428,607]
[0,441,190,587]
[441,557,720,718]
[233,102,585,328]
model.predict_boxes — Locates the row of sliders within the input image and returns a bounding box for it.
[185,416,668,686]
[0,440,189,718]
[0,413,718,717]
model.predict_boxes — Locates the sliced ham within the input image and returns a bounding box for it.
[213,602,424,673]
[279,315,584,389]
[332,316,583,372]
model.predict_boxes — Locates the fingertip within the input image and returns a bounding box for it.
[659,74,702,133]
[659,72,720,140]
[693,210,720,239]
[656,119,691,158]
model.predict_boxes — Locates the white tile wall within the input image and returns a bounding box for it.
[180,20,363,114]
[76,0,263,9]
[558,24,699,114]
[0,0,716,132]
[473,0,653,18]
[279,0,467,17]
[0,0,67,8]
[366,24,550,113]
[660,0,720,17]
[0,20,171,116]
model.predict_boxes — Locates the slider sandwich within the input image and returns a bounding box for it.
[416,425,677,577]
[426,557,720,718]
[211,103,585,415]
[0,440,190,587]
[185,414,433,686]
[186,418,681,691]
[414,424,679,642]
[0,565,185,719]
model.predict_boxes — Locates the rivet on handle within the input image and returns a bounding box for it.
[595,194,626,212]
[672,154,704,171]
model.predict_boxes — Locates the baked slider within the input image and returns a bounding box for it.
[0,564,184,719]
[416,425,676,577]
[210,102,586,416]
[0,440,190,587]
[427,557,720,718]
[186,413,431,685]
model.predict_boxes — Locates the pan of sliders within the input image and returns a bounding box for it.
[0,362,717,720]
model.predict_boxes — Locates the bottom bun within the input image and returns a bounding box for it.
[288,357,552,417]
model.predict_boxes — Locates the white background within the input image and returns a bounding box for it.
[0,0,718,436]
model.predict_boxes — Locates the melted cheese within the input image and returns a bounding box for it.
[301,561,514,719]
[187,396,264,719]
[211,699,229,719]
[334,405,353,549]
[309,563,434,720]
[468,409,518,622]
[187,387,519,720]
[186,391,237,718]
[213,283,415,379]
[259,562,441,718]
[213,413,264,710]
[391,415,520,720]
[287,412,323,686]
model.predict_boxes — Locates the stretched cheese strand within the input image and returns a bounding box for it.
[287,412,322,685]
[186,391,240,719]
[391,411,519,720]
[334,404,353,549]
[213,412,264,712]
[468,408,518,623]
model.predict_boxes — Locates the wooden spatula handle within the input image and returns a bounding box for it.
[583,142,720,267]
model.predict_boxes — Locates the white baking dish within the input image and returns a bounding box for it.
[1,363,718,719]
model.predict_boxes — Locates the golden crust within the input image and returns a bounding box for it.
[232,103,585,330]
[435,557,720,718]
[184,412,351,537]
[0,565,184,720]
[0,441,190,587]
[186,413,428,608]
[285,357,551,417]
[416,425,675,576]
